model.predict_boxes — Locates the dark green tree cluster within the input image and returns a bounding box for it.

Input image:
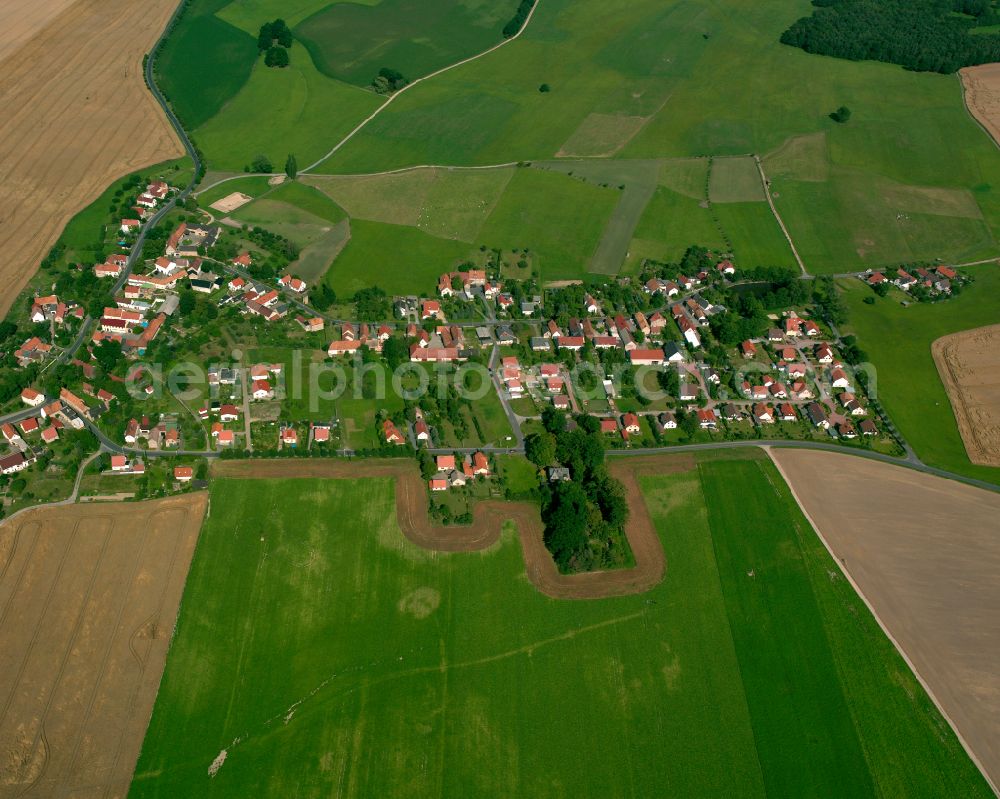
[258,19,292,68]
[371,67,408,94]
[353,286,392,321]
[528,413,631,572]
[781,0,1000,74]
[310,282,337,311]
[502,0,536,38]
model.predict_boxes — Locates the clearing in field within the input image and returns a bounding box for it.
[210,191,253,213]
[932,323,1000,467]
[129,452,990,797]
[961,63,1000,149]
[0,494,207,797]
[770,448,1000,792]
[0,0,183,317]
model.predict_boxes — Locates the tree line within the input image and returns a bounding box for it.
[781,0,1000,74]
[503,0,536,38]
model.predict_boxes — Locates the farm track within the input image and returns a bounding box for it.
[0,0,183,318]
[211,455,692,599]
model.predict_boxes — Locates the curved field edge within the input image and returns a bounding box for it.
[769,447,1000,794]
[128,450,991,797]
[210,456,666,600]
[931,323,1000,468]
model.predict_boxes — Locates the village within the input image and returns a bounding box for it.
[1,174,969,514]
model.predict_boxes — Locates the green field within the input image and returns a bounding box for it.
[295,0,519,87]
[305,166,516,241]
[840,268,1000,483]
[157,0,257,130]
[193,41,382,172]
[324,219,475,296]
[130,453,990,797]
[477,168,620,281]
[304,0,1000,274]
[216,0,359,34]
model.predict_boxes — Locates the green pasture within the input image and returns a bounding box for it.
[477,168,620,281]
[130,453,991,797]
[324,219,474,296]
[157,0,257,130]
[839,268,1000,483]
[295,0,519,87]
[194,41,382,172]
[305,166,515,241]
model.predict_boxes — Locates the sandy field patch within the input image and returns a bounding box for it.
[932,323,1000,466]
[209,191,255,213]
[962,63,1000,148]
[769,448,1000,793]
[211,456,684,599]
[0,0,182,317]
[0,492,207,797]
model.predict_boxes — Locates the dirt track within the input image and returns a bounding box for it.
[770,448,1000,793]
[932,323,1000,466]
[0,493,207,798]
[212,456,685,599]
[962,64,1000,149]
[0,0,182,317]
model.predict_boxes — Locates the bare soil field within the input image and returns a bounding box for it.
[769,448,1000,793]
[0,0,182,317]
[0,493,207,797]
[209,192,254,213]
[212,456,682,599]
[961,63,1000,148]
[932,323,1000,466]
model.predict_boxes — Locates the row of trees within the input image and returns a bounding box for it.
[502,0,536,38]
[781,0,1000,74]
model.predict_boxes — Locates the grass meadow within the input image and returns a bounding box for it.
[840,267,1000,483]
[477,168,620,281]
[194,41,382,172]
[324,219,475,296]
[129,453,990,797]
[156,0,257,130]
[307,0,1000,273]
[294,0,519,87]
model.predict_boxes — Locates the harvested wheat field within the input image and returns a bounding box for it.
[212,456,675,599]
[0,493,207,797]
[0,0,182,316]
[962,63,1000,148]
[769,448,1000,793]
[933,323,1000,466]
